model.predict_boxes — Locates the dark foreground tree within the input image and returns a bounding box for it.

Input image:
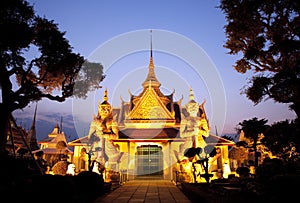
[262,119,299,162]
[184,146,217,183]
[0,0,104,156]
[237,117,268,167]
[219,0,300,119]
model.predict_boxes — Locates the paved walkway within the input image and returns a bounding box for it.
[94,180,192,203]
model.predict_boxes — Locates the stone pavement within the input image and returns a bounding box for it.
[93,179,192,203]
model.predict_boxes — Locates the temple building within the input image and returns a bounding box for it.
[32,123,73,167]
[6,103,39,158]
[69,35,235,182]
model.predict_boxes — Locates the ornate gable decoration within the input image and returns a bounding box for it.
[128,87,174,120]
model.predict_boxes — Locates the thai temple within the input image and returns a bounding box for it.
[5,33,273,183]
[5,33,237,182]
[68,34,235,182]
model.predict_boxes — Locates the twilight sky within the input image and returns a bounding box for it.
[14,0,296,141]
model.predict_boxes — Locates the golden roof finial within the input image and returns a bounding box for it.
[189,86,195,101]
[103,88,108,102]
[150,30,152,57]
[142,30,160,88]
[149,29,154,67]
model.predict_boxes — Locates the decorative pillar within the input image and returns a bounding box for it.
[169,141,172,181]
[101,137,106,164]
[127,141,130,180]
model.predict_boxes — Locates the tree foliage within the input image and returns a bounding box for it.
[0,0,105,155]
[219,0,300,118]
[237,117,269,167]
[262,119,299,161]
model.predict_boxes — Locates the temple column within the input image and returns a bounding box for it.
[101,137,105,164]
[169,141,172,181]
[127,141,130,180]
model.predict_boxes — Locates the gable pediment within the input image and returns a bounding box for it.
[128,87,174,120]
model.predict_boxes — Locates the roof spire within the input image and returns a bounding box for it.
[149,29,154,67]
[28,102,39,150]
[142,30,160,88]
[31,102,38,128]
[150,29,153,58]
[189,86,195,101]
[60,116,63,134]
[103,88,108,102]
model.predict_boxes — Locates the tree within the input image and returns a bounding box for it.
[262,119,299,162]
[0,0,105,156]
[237,117,268,167]
[183,146,217,183]
[219,0,300,119]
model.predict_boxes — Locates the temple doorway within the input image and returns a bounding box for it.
[135,145,163,178]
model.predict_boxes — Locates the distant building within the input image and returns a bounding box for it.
[33,123,73,167]
[6,105,39,158]
[5,114,31,157]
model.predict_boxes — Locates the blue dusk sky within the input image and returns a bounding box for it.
[13,0,296,141]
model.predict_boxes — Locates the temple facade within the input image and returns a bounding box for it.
[69,38,235,182]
